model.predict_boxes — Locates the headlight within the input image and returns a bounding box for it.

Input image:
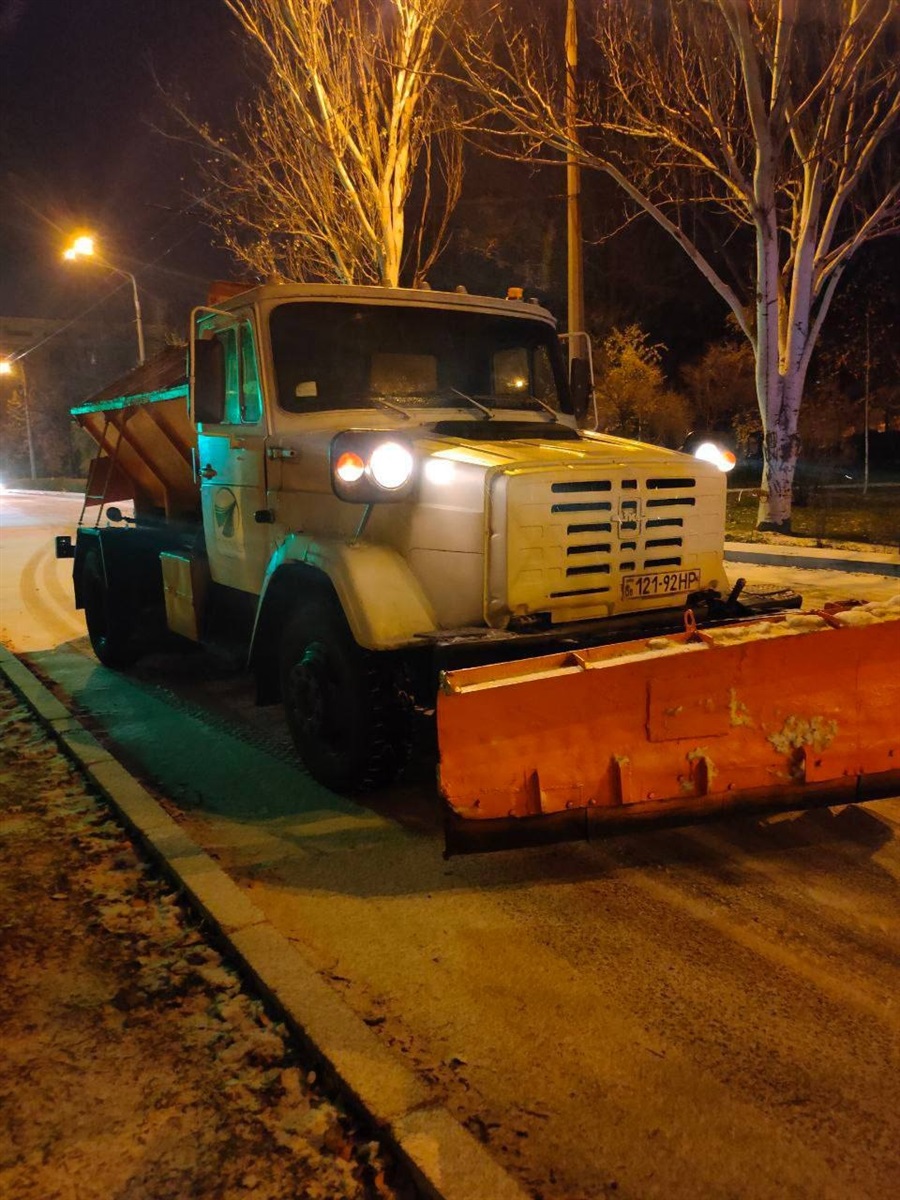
[330,432,417,502]
[694,441,737,473]
[335,451,365,483]
[369,442,414,490]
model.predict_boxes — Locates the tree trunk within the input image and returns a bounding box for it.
[756,379,801,531]
[379,191,403,287]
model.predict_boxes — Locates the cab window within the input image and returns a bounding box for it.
[204,322,262,425]
[239,323,262,423]
[222,327,240,422]
[492,347,530,398]
[269,302,568,414]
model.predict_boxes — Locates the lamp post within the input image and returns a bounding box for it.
[0,357,37,480]
[63,235,146,365]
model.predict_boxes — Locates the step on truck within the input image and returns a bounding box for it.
[58,282,900,852]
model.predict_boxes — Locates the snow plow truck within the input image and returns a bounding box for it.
[57,281,900,853]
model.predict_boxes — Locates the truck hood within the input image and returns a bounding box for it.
[411,419,701,473]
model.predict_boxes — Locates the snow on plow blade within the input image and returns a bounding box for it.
[438,600,900,855]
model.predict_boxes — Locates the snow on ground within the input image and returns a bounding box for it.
[0,681,412,1200]
[736,561,899,608]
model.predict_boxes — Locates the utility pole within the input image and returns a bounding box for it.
[565,0,585,361]
[127,269,146,366]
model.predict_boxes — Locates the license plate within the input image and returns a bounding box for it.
[621,568,701,600]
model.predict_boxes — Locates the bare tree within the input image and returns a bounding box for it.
[461,0,900,529]
[182,0,462,288]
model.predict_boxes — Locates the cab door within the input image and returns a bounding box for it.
[196,319,271,593]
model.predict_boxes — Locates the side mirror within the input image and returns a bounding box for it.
[193,337,225,425]
[569,356,592,423]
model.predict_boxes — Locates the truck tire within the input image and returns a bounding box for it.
[279,598,410,792]
[82,548,138,669]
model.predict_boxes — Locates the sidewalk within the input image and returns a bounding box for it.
[0,676,412,1200]
[725,540,900,578]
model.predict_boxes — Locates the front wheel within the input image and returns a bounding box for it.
[279,598,410,792]
[82,548,137,668]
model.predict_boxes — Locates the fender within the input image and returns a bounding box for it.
[72,525,168,611]
[72,527,103,610]
[250,532,438,657]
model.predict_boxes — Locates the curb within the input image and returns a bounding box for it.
[0,646,530,1200]
[0,487,84,498]
[725,541,900,578]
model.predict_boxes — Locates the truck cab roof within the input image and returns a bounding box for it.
[207,281,557,326]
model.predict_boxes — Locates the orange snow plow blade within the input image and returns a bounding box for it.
[438,602,900,855]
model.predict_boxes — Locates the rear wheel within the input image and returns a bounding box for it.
[82,548,137,668]
[279,598,410,792]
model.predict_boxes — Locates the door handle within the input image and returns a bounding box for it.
[199,464,218,479]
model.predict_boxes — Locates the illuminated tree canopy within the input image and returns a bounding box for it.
[182,0,462,287]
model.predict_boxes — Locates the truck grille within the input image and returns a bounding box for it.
[554,476,691,591]
[488,465,716,624]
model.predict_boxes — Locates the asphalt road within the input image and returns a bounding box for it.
[3,489,900,1200]
[0,490,86,651]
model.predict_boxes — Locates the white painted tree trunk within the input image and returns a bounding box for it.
[754,272,813,531]
[754,193,806,531]
[758,380,802,530]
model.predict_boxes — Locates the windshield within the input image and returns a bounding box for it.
[269,301,569,415]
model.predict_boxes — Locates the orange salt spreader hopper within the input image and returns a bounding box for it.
[437,600,900,855]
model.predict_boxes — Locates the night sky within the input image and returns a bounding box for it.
[3,2,895,369]
[0,0,240,326]
[0,0,732,362]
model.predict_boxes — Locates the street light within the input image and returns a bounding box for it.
[63,234,96,260]
[63,234,146,365]
[0,357,37,480]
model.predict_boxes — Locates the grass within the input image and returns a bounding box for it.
[727,485,900,550]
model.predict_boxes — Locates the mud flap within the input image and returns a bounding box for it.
[437,606,900,855]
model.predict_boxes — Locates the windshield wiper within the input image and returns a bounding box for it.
[529,398,560,423]
[448,387,494,419]
[450,388,559,424]
[368,395,411,420]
